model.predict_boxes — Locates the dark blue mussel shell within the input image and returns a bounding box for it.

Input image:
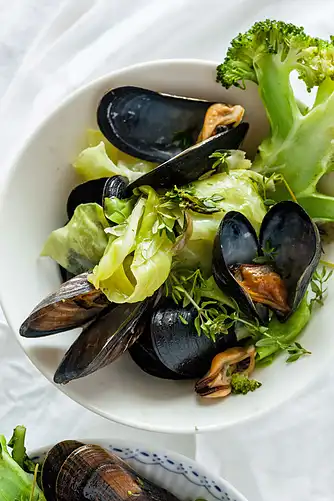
[212,201,321,323]
[130,298,237,379]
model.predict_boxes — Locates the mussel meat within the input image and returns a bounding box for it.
[20,273,109,337]
[130,299,237,379]
[195,345,256,398]
[67,175,128,219]
[53,291,160,384]
[97,85,244,163]
[42,442,181,501]
[212,201,321,323]
[126,122,249,193]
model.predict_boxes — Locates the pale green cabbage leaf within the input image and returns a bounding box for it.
[89,187,173,303]
[41,203,109,275]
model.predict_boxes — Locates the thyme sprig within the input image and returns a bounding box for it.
[256,333,311,363]
[259,172,298,205]
[309,266,333,310]
[253,241,277,265]
[166,269,266,341]
[164,185,224,214]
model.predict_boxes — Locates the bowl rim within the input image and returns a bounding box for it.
[1,57,328,435]
[29,436,248,501]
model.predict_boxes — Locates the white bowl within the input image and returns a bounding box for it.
[30,438,248,501]
[1,59,334,434]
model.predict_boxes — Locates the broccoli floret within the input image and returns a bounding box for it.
[217,20,334,221]
[230,373,262,395]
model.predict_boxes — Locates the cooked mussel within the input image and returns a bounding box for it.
[126,123,249,193]
[212,201,321,323]
[130,299,237,379]
[19,273,109,337]
[67,175,128,219]
[54,292,159,384]
[41,440,84,501]
[195,345,256,398]
[42,442,181,501]
[97,85,245,164]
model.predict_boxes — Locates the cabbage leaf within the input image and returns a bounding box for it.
[73,129,157,183]
[89,187,173,303]
[41,203,109,275]
[176,169,266,273]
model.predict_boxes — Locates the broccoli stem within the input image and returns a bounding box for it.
[314,77,334,107]
[255,54,301,140]
[274,92,334,194]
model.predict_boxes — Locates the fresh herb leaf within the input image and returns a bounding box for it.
[309,266,333,310]
[209,150,230,173]
[166,268,266,340]
[255,331,311,363]
[164,185,223,214]
[286,342,311,363]
[253,240,277,265]
[258,173,298,204]
[179,314,189,325]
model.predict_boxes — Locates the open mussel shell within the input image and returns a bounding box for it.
[53,292,159,384]
[53,443,181,501]
[19,273,109,338]
[126,122,249,193]
[212,211,264,322]
[97,86,216,163]
[259,201,321,321]
[41,440,84,501]
[131,299,237,379]
[67,175,128,220]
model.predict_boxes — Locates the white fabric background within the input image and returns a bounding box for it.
[0,1,334,500]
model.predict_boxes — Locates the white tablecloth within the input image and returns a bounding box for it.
[1,1,334,500]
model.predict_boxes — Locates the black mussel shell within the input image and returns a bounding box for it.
[41,440,84,501]
[59,264,75,283]
[67,176,128,220]
[212,211,263,322]
[129,329,186,380]
[67,178,107,220]
[126,123,249,193]
[55,444,181,501]
[53,292,159,384]
[19,273,109,338]
[131,299,237,379]
[102,175,128,201]
[259,201,321,321]
[97,86,215,163]
[212,202,321,324]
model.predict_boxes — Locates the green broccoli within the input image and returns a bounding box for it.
[217,20,334,220]
[230,373,262,395]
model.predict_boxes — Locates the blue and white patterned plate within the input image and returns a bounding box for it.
[30,438,247,501]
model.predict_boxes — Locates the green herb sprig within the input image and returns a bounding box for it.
[253,241,277,265]
[259,172,298,206]
[209,151,230,173]
[256,332,311,363]
[164,185,224,214]
[309,266,333,310]
[166,269,266,341]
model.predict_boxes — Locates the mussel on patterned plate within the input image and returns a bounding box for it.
[19,81,328,402]
[40,439,182,501]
